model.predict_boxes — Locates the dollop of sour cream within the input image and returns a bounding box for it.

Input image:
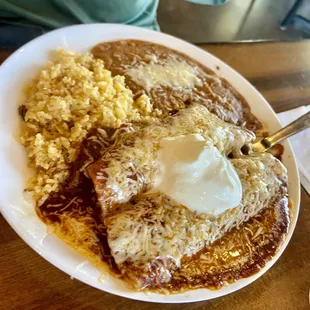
[153,134,242,215]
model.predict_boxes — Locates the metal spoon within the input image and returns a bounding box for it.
[252,111,310,153]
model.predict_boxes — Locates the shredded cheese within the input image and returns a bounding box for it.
[125,58,202,91]
[87,104,255,214]
[105,152,287,288]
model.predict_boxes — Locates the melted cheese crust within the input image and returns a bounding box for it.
[85,104,288,290]
[87,104,255,215]
[104,152,287,288]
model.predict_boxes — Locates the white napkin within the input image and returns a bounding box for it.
[277,105,310,194]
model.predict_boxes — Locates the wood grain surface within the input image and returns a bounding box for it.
[1,41,310,310]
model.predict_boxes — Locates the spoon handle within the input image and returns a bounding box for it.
[259,111,310,149]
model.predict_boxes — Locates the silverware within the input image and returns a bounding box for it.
[252,111,310,153]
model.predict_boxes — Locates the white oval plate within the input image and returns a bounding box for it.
[0,24,300,303]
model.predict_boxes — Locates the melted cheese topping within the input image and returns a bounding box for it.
[105,152,288,289]
[85,104,288,289]
[125,58,202,91]
[153,134,242,215]
[88,104,255,215]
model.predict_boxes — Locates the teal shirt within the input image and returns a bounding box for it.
[0,0,228,30]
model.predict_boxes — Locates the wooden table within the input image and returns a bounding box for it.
[1,41,310,310]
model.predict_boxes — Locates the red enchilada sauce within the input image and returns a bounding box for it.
[37,126,290,292]
[37,128,121,273]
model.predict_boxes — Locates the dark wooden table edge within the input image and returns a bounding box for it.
[195,38,310,45]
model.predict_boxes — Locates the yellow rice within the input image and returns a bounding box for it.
[20,49,156,203]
